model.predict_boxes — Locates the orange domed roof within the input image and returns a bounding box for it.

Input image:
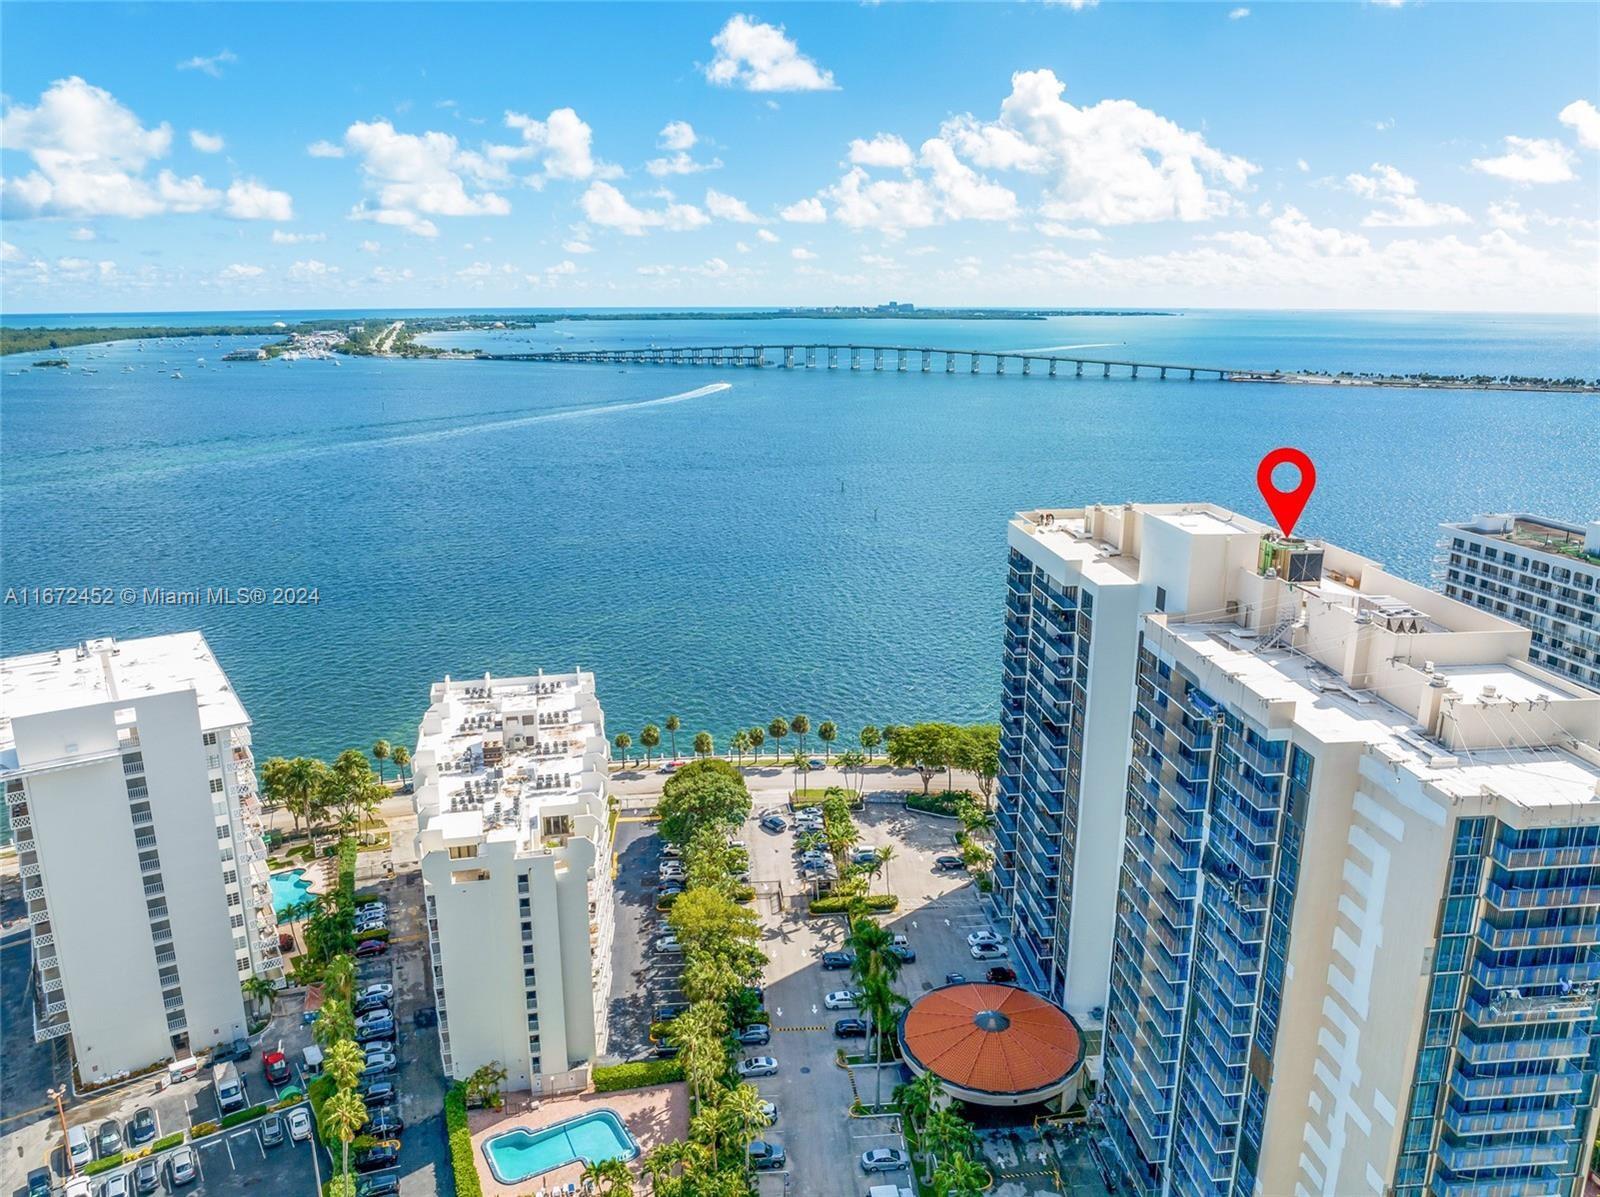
[899,983,1083,1096]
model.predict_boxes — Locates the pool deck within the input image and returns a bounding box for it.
[469,1082,688,1195]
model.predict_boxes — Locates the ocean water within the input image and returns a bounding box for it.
[2,310,1596,764]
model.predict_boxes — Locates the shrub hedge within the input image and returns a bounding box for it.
[151,1132,184,1153]
[337,838,358,903]
[190,1121,219,1138]
[591,1059,684,1092]
[445,1083,482,1197]
[219,1102,270,1129]
[84,1152,125,1176]
[810,893,899,915]
[905,789,977,817]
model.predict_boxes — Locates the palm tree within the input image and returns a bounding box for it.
[312,997,354,1051]
[391,744,411,786]
[718,1082,770,1177]
[859,725,882,760]
[897,1070,940,1153]
[791,713,810,754]
[324,954,355,1004]
[583,1158,634,1196]
[768,717,789,761]
[925,1106,978,1173]
[789,749,810,797]
[283,756,329,846]
[818,720,838,761]
[641,724,661,763]
[665,715,682,761]
[693,731,713,759]
[241,974,276,1017]
[729,729,750,765]
[857,971,907,1108]
[848,920,899,986]
[371,739,391,783]
[322,1086,368,1177]
[748,726,765,761]
[933,1153,989,1197]
[614,731,633,764]
[323,1039,366,1092]
[875,844,896,894]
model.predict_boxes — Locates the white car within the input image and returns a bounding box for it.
[98,1174,130,1197]
[286,1106,313,1142]
[357,982,394,1002]
[860,1147,911,1173]
[363,1051,398,1075]
[966,929,1004,948]
[970,942,1008,961]
[735,1056,779,1078]
[825,990,860,1010]
[654,935,682,954]
[757,1099,777,1125]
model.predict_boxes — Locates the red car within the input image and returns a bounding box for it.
[355,939,388,958]
[262,1050,290,1086]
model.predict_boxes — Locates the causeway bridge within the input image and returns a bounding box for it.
[480,343,1272,381]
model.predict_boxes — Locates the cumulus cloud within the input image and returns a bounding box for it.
[562,239,594,254]
[157,171,221,213]
[2,240,24,262]
[706,14,837,92]
[503,107,618,184]
[189,129,225,153]
[579,182,708,235]
[1559,99,1600,151]
[359,239,381,253]
[918,138,1018,221]
[176,49,236,78]
[288,258,337,281]
[780,197,827,223]
[1471,136,1576,184]
[68,227,96,241]
[218,262,263,280]
[1036,222,1103,240]
[226,179,294,220]
[1345,163,1469,227]
[757,227,779,243]
[791,246,817,260]
[1229,7,1250,17]
[647,121,721,176]
[705,188,762,223]
[342,119,510,235]
[1486,201,1527,233]
[272,230,326,244]
[307,139,345,159]
[849,134,914,169]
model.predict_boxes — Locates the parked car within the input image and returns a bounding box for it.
[736,1056,779,1078]
[799,850,829,867]
[287,1106,314,1142]
[358,1027,396,1047]
[966,929,1004,948]
[833,1017,870,1039]
[368,1109,405,1136]
[363,1084,398,1110]
[355,895,386,910]
[748,1140,787,1171]
[355,994,392,1016]
[356,1177,401,1197]
[356,1006,395,1028]
[260,1113,285,1147]
[66,1125,92,1170]
[26,1169,52,1197]
[807,758,824,770]
[888,944,917,963]
[825,989,859,1010]
[166,1147,199,1187]
[363,1051,398,1075]
[263,1050,291,1086]
[659,881,684,898]
[654,1002,691,1023]
[97,1119,123,1157]
[757,1099,777,1125]
[934,854,967,871]
[860,1147,912,1173]
[654,935,682,954]
[97,1172,129,1197]
[945,972,967,985]
[986,966,1018,984]
[736,1024,771,1046]
[357,982,394,1002]
[132,1157,160,1195]
[661,844,683,858]
[355,939,388,958]
[970,942,1007,960]
[821,951,856,970]
[354,1142,401,1173]
[359,1076,397,1098]
[759,814,787,833]
[652,1042,681,1059]
[126,1105,157,1146]
[851,848,880,866]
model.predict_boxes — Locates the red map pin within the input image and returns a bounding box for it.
[1256,447,1317,538]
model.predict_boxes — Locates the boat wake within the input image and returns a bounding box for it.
[994,342,1122,354]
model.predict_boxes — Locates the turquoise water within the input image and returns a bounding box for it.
[269,869,312,919]
[1,311,1596,763]
[482,1110,639,1183]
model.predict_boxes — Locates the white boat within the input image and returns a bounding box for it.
[171,371,184,380]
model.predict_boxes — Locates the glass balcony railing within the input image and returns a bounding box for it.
[1492,840,1600,871]
[1449,1065,1587,1100]
[1484,881,1600,911]
[1476,921,1600,951]
[1457,1032,1591,1065]
[1443,1100,1577,1137]
[1436,1139,1571,1173]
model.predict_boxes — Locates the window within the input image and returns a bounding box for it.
[216,825,230,840]
[448,844,479,860]
[230,914,245,928]
[222,869,237,885]
[1155,586,1167,613]
[227,892,241,908]
[203,732,218,746]
[209,778,224,794]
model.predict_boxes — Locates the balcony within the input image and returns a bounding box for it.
[1436,1140,1571,1173]
[1493,840,1600,871]
[1484,881,1600,911]
[1444,1101,1577,1137]
[1457,1031,1590,1065]
[1477,921,1600,951]
[1449,1065,1586,1100]
[1472,958,1600,993]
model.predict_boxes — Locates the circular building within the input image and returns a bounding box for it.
[898,983,1085,1109]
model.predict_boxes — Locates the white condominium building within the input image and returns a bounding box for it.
[412,670,613,1094]
[1079,510,1600,1197]
[0,634,281,1083]
[1439,513,1600,692]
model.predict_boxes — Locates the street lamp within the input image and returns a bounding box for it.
[47,1085,70,1174]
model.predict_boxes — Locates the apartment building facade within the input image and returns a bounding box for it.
[412,670,613,1094]
[1439,513,1600,692]
[0,634,281,1082]
[1090,517,1600,1197]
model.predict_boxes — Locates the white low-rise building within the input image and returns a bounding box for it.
[0,634,280,1082]
[412,670,613,1094]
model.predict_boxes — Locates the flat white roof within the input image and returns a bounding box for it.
[0,632,248,744]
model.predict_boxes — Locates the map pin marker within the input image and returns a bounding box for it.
[1256,447,1316,538]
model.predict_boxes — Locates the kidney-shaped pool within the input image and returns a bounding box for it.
[482,1108,639,1185]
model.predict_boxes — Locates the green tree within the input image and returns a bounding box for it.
[818,720,838,761]
[390,744,411,785]
[729,729,750,764]
[324,954,355,1004]
[886,723,957,795]
[327,749,384,835]
[371,739,391,783]
[693,731,714,759]
[313,997,354,1050]
[874,844,896,895]
[465,1061,508,1110]
[768,717,789,760]
[857,970,908,1108]
[670,1001,729,1105]
[582,1157,635,1196]
[614,732,633,764]
[789,749,811,796]
[321,1086,368,1177]
[848,919,901,987]
[323,1038,366,1092]
[665,714,682,760]
[241,974,276,1017]
[897,1070,941,1167]
[932,1152,989,1197]
[791,713,811,754]
[640,724,661,763]
[262,755,329,843]
[325,1175,356,1197]
[719,1082,771,1179]
[956,724,1001,804]
[836,748,867,797]
[859,725,882,759]
[657,761,752,846]
[748,726,766,760]
[925,1106,979,1172]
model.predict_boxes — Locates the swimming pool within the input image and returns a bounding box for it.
[482,1109,639,1184]
[269,869,313,919]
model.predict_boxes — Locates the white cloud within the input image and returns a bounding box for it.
[1,240,23,262]
[503,107,618,183]
[1228,7,1250,18]
[189,129,225,153]
[226,178,293,220]
[579,182,708,235]
[1345,163,1469,227]
[359,239,381,253]
[848,134,914,169]
[350,205,438,238]
[1486,201,1528,233]
[68,226,96,241]
[1296,158,1310,173]
[780,196,827,223]
[562,239,594,254]
[791,246,817,260]
[647,123,721,176]
[272,230,326,244]
[176,49,236,78]
[706,14,837,92]
[288,258,337,281]
[157,171,221,212]
[824,168,937,235]
[1043,0,1098,8]
[918,137,1018,221]
[307,139,345,159]
[757,228,779,243]
[342,119,510,233]
[1036,222,1103,240]
[1559,99,1600,151]
[1471,136,1576,184]
[367,265,413,285]
[705,188,762,223]
[659,121,697,151]
[218,262,263,280]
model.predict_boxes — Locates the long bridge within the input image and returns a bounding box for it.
[479,343,1278,382]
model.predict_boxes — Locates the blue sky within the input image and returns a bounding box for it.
[2,2,1597,313]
